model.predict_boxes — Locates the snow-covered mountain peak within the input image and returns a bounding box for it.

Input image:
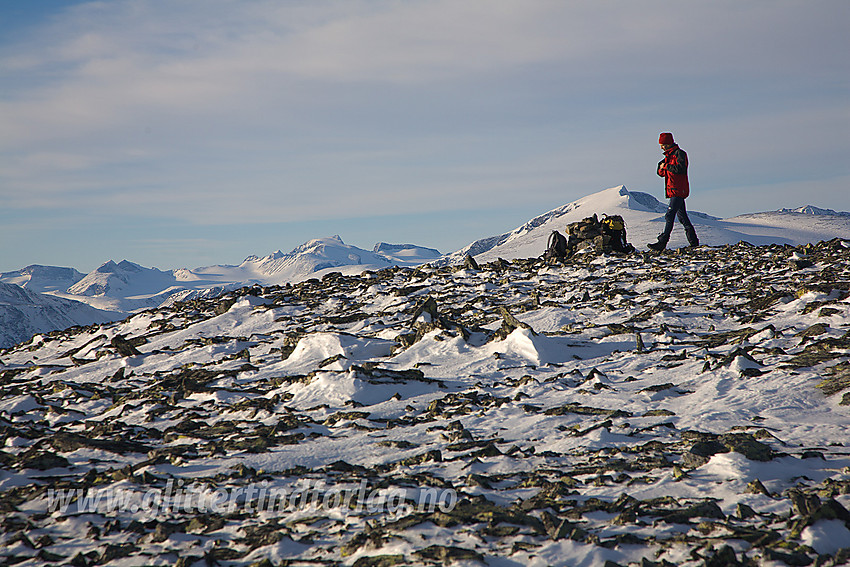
[776,205,850,216]
[68,260,175,297]
[239,235,394,281]
[291,235,348,256]
[241,250,286,264]
[436,185,666,265]
[94,260,119,273]
[625,188,668,213]
[437,185,847,266]
[0,264,84,294]
[91,259,151,275]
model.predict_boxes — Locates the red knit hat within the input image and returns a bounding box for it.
[659,132,675,145]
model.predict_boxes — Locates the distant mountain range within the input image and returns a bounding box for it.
[775,205,850,216]
[0,239,441,348]
[1,186,848,349]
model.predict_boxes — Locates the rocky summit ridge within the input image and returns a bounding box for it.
[0,238,849,566]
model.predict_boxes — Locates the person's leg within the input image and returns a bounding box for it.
[649,197,682,250]
[676,200,699,247]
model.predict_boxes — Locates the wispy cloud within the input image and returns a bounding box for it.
[0,0,847,270]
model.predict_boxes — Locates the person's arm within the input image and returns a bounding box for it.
[664,149,688,174]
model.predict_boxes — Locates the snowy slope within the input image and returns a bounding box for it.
[0,282,122,349]
[438,186,850,265]
[232,235,396,282]
[67,260,179,303]
[725,211,850,244]
[373,242,442,264]
[0,240,848,565]
[0,264,85,294]
[53,260,190,314]
[68,260,176,297]
[178,236,439,287]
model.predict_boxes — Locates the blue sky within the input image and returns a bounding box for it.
[1,0,848,273]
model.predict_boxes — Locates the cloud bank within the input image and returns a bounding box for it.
[0,0,847,269]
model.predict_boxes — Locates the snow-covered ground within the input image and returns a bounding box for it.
[0,237,848,566]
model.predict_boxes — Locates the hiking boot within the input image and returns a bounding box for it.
[648,235,668,251]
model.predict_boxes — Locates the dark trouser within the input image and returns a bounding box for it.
[660,196,696,243]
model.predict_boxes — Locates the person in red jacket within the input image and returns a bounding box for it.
[648,132,699,250]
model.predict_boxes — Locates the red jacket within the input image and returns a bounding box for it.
[657,145,689,199]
